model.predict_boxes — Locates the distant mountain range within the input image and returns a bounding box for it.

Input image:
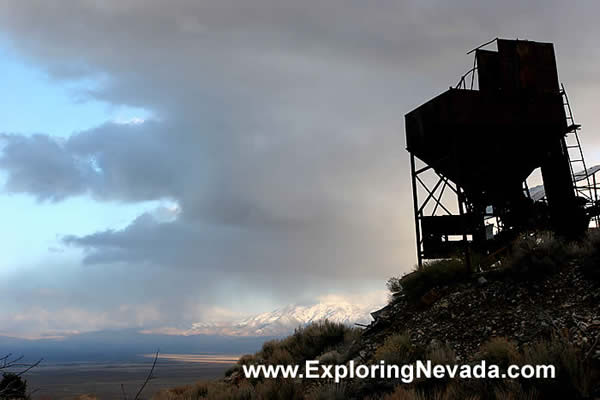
[189,300,380,336]
[0,298,385,362]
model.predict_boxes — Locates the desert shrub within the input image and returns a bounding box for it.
[224,365,239,377]
[379,386,420,400]
[374,332,421,365]
[259,340,280,362]
[380,381,538,400]
[492,385,539,400]
[450,337,522,400]
[437,381,484,400]
[403,341,458,394]
[257,340,294,365]
[424,341,457,366]
[210,321,357,399]
[452,336,591,400]
[461,337,582,400]
[0,373,27,399]
[388,258,469,302]
[337,327,363,363]
[500,232,569,279]
[271,347,295,365]
[318,350,341,365]
[343,324,362,344]
[306,383,348,400]
[386,276,403,294]
[153,380,254,400]
[477,337,520,370]
[378,386,437,400]
[578,229,600,281]
[519,336,590,398]
[237,354,256,366]
[152,381,209,400]
[225,354,256,378]
[222,381,254,400]
[254,379,303,400]
[268,320,355,363]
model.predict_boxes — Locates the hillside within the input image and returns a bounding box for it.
[154,232,600,399]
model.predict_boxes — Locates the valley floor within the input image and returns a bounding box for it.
[25,356,236,400]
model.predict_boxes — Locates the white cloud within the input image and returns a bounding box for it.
[114,117,145,125]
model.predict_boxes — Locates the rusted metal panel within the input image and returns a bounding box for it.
[476,49,500,92]
[421,215,480,236]
[496,39,560,93]
[405,88,567,201]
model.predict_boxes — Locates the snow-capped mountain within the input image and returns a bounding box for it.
[188,299,384,336]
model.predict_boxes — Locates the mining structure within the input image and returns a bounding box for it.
[405,38,600,267]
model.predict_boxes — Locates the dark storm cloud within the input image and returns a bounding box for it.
[0,121,181,202]
[0,133,91,201]
[1,0,600,308]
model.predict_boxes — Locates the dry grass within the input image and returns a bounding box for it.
[577,229,600,281]
[498,232,570,278]
[378,385,482,400]
[477,337,520,369]
[173,320,359,400]
[519,335,591,398]
[305,383,348,400]
[243,320,359,367]
[154,334,595,400]
[379,386,427,400]
[388,258,469,302]
[153,380,253,400]
[424,341,456,366]
[374,332,419,365]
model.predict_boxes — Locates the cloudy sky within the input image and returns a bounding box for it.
[1,0,599,338]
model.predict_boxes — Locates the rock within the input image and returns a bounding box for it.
[421,288,441,306]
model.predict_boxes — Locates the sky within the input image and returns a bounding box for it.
[1,0,600,339]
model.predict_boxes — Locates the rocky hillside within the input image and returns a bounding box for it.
[363,257,600,362]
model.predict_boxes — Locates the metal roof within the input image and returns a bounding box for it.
[527,165,600,202]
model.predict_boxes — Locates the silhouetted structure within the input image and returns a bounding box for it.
[405,38,600,267]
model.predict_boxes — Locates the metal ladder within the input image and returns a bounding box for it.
[560,83,594,203]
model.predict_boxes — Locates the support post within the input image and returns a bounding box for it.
[594,173,599,228]
[457,186,472,272]
[410,153,423,268]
